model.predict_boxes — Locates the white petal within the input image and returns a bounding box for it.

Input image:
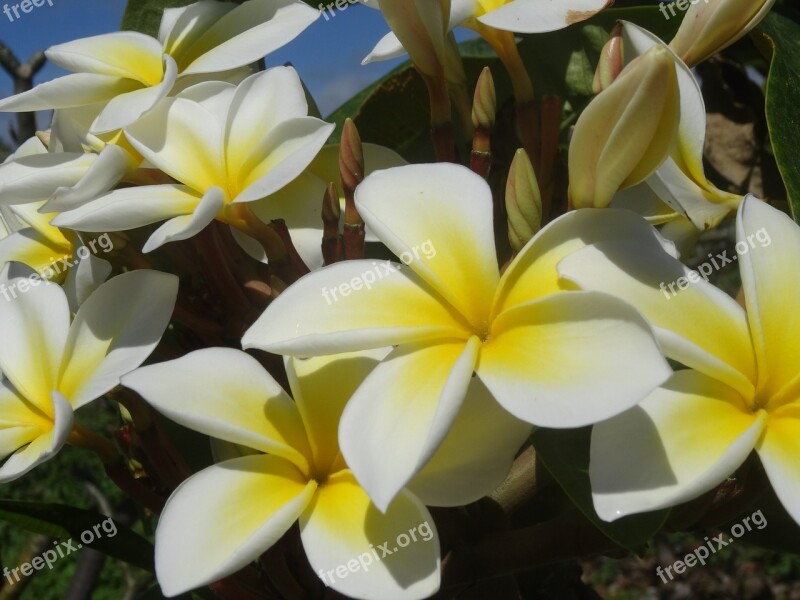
[591,370,765,521]
[493,207,677,315]
[156,455,316,597]
[142,186,224,252]
[300,473,440,600]
[0,73,141,113]
[736,196,800,398]
[62,251,112,312]
[44,145,138,213]
[242,260,470,356]
[124,96,226,194]
[285,349,389,475]
[159,1,236,56]
[46,32,165,84]
[409,376,530,507]
[51,184,202,233]
[0,153,95,205]
[225,67,308,176]
[340,338,479,511]
[122,348,312,471]
[0,391,73,483]
[0,278,69,409]
[478,292,672,427]
[355,164,499,329]
[362,31,407,65]
[178,0,319,75]
[478,0,611,33]
[90,55,178,133]
[756,405,800,526]
[235,117,335,203]
[558,240,757,397]
[58,270,178,409]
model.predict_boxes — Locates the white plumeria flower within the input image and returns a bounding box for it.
[243,163,672,510]
[0,270,177,482]
[123,348,455,599]
[558,196,800,524]
[617,22,742,231]
[0,0,318,133]
[52,67,335,254]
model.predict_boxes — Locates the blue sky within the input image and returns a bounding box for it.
[0,0,410,143]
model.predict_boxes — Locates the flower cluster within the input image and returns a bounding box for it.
[0,0,792,598]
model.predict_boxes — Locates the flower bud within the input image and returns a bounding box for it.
[569,45,680,210]
[592,22,624,94]
[506,149,542,252]
[669,0,776,67]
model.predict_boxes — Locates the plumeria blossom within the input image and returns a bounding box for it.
[0,270,176,482]
[123,348,448,599]
[557,196,800,524]
[52,67,335,254]
[618,22,742,231]
[243,163,673,510]
[0,0,318,133]
[669,0,777,67]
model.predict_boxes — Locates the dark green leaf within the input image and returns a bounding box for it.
[0,500,154,571]
[757,10,800,223]
[532,427,669,554]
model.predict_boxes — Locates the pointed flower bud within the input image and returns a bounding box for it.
[669,0,776,67]
[592,22,624,94]
[569,45,680,210]
[506,149,542,252]
[472,67,497,133]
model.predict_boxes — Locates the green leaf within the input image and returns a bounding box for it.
[757,10,800,223]
[0,500,154,571]
[532,427,669,554]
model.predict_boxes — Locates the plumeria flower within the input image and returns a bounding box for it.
[52,67,334,254]
[558,196,800,524]
[0,270,177,482]
[123,348,455,599]
[243,163,672,510]
[0,0,318,133]
[668,0,776,67]
[619,22,742,231]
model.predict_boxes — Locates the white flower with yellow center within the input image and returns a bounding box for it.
[0,0,318,133]
[123,348,460,599]
[559,196,800,524]
[243,163,673,510]
[0,270,177,482]
[52,67,334,253]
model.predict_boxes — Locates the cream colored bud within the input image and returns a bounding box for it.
[669,0,776,67]
[569,45,680,209]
